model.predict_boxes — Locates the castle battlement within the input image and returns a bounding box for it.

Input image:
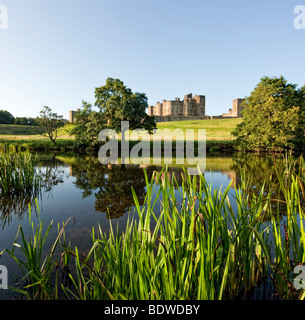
[147,93,206,117]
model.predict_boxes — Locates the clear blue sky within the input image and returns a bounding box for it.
[0,0,304,118]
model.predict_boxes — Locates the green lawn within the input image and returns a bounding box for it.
[0,123,74,141]
[157,118,242,141]
[0,119,241,152]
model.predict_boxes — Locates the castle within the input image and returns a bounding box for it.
[147,93,206,117]
[69,94,245,123]
[147,93,244,122]
[222,99,244,118]
[69,109,80,123]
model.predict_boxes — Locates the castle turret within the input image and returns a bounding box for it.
[147,106,154,116]
[156,102,163,116]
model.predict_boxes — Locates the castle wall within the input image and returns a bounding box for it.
[234,99,244,117]
[69,109,80,123]
[147,106,154,116]
[153,115,225,122]
[149,93,206,118]
[154,115,210,122]
[162,100,173,116]
[222,99,244,118]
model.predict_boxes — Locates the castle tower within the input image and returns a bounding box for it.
[233,99,244,117]
[69,108,80,123]
[193,95,206,116]
[147,106,154,116]
[156,102,163,116]
[222,99,244,117]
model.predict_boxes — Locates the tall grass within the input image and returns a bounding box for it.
[5,155,305,300]
[0,149,41,194]
[6,201,73,299]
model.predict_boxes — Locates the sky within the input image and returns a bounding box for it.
[0,0,305,119]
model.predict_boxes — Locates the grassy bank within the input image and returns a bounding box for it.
[0,139,75,152]
[5,155,305,300]
[157,118,242,141]
[0,119,240,153]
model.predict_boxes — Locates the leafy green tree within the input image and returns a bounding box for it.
[94,78,156,133]
[14,117,39,126]
[0,110,14,124]
[233,76,305,152]
[37,106,64,145]
[70,101,106,147]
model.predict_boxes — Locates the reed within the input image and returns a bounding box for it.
[6,200,74,299]
[6,155,305,300]
[0,149,41,195]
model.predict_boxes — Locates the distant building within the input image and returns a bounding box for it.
[147,93,206,117]
[222,99,245,118]
[69,109,80,123]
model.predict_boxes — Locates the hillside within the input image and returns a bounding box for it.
[0,123,74,140]
[156,118,242,141]
[0,119,241,147]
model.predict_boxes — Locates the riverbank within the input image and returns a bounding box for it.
[0,119,240,154]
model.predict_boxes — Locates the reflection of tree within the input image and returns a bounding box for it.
[0,155,66,227]
[231,154,296,219]
[0,193,40,228]
[69,154,303,220]
[70,158,152,219]
[37,156,67,193]
[145,155,298,220]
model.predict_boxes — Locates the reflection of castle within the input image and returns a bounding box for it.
[222,171,241,189]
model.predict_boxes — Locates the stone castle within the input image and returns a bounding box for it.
[222,99,245,118]
[146,93,244,122]
[69,94,245,123]
[69,109,80,123]
[147,93,206,117]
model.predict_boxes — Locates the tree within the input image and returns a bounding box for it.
[70,101,106,147]
[0,110,14,124]
[14,117,39,126]
[37,106,64,145]
[232,76,305,152]
[94,78,156,133]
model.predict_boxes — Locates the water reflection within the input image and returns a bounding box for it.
[0,154,67,227]
[0,153,292,225]
[56,154,290,220]
[67,157,150,219]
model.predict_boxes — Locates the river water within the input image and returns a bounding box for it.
[0,153,286,299]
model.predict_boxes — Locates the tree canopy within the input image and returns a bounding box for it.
[232,76,305,152]
[14,117,39,126]
[94,78,156,133]
[71,101,106,148]
[0,110,14,124]
[71,78,156,148]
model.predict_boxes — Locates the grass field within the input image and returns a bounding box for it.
[0,124,45,137]
[0,123,74,141]
[157,118,242,141]
[0,119,241,152]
